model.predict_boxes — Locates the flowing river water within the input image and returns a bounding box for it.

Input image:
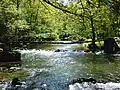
[0,43,120,90]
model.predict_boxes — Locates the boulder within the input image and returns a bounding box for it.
[0,51,21,62]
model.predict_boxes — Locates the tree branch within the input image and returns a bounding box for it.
[42,0,89,19]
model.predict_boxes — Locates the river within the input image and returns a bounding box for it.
[0,43,120,90]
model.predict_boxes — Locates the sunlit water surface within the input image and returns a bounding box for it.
[1,44,120,90]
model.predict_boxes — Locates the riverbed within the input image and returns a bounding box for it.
[0,44,120,90]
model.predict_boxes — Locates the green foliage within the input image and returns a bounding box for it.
[0,0,120,43]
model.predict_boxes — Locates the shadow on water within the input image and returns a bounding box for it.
[79,54,120,83]
[0,61,28,86]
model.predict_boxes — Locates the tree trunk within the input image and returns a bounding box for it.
[90,16,96,53]
[17,0,19,9]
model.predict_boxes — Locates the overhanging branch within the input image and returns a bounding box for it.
[42,0,89,19]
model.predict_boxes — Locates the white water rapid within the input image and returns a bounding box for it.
[69,82,120,90]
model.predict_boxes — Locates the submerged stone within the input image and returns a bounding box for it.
[104,38,120,54]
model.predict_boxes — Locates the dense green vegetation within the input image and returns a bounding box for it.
[0,0,120,42]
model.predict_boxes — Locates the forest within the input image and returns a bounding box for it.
[0,0,120,42]
[0,1,120,90]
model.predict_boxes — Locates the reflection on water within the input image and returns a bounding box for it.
[0,44,120,90]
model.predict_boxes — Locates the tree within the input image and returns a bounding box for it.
[42,0,120,52]
[0,0,120,47]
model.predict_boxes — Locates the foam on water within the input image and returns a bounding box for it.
[16,48,86,66]
[28,68,51,78]
[1,81,27,90]
[17,48,86,57]
[16,49,55,56]
[69,82,120,90]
